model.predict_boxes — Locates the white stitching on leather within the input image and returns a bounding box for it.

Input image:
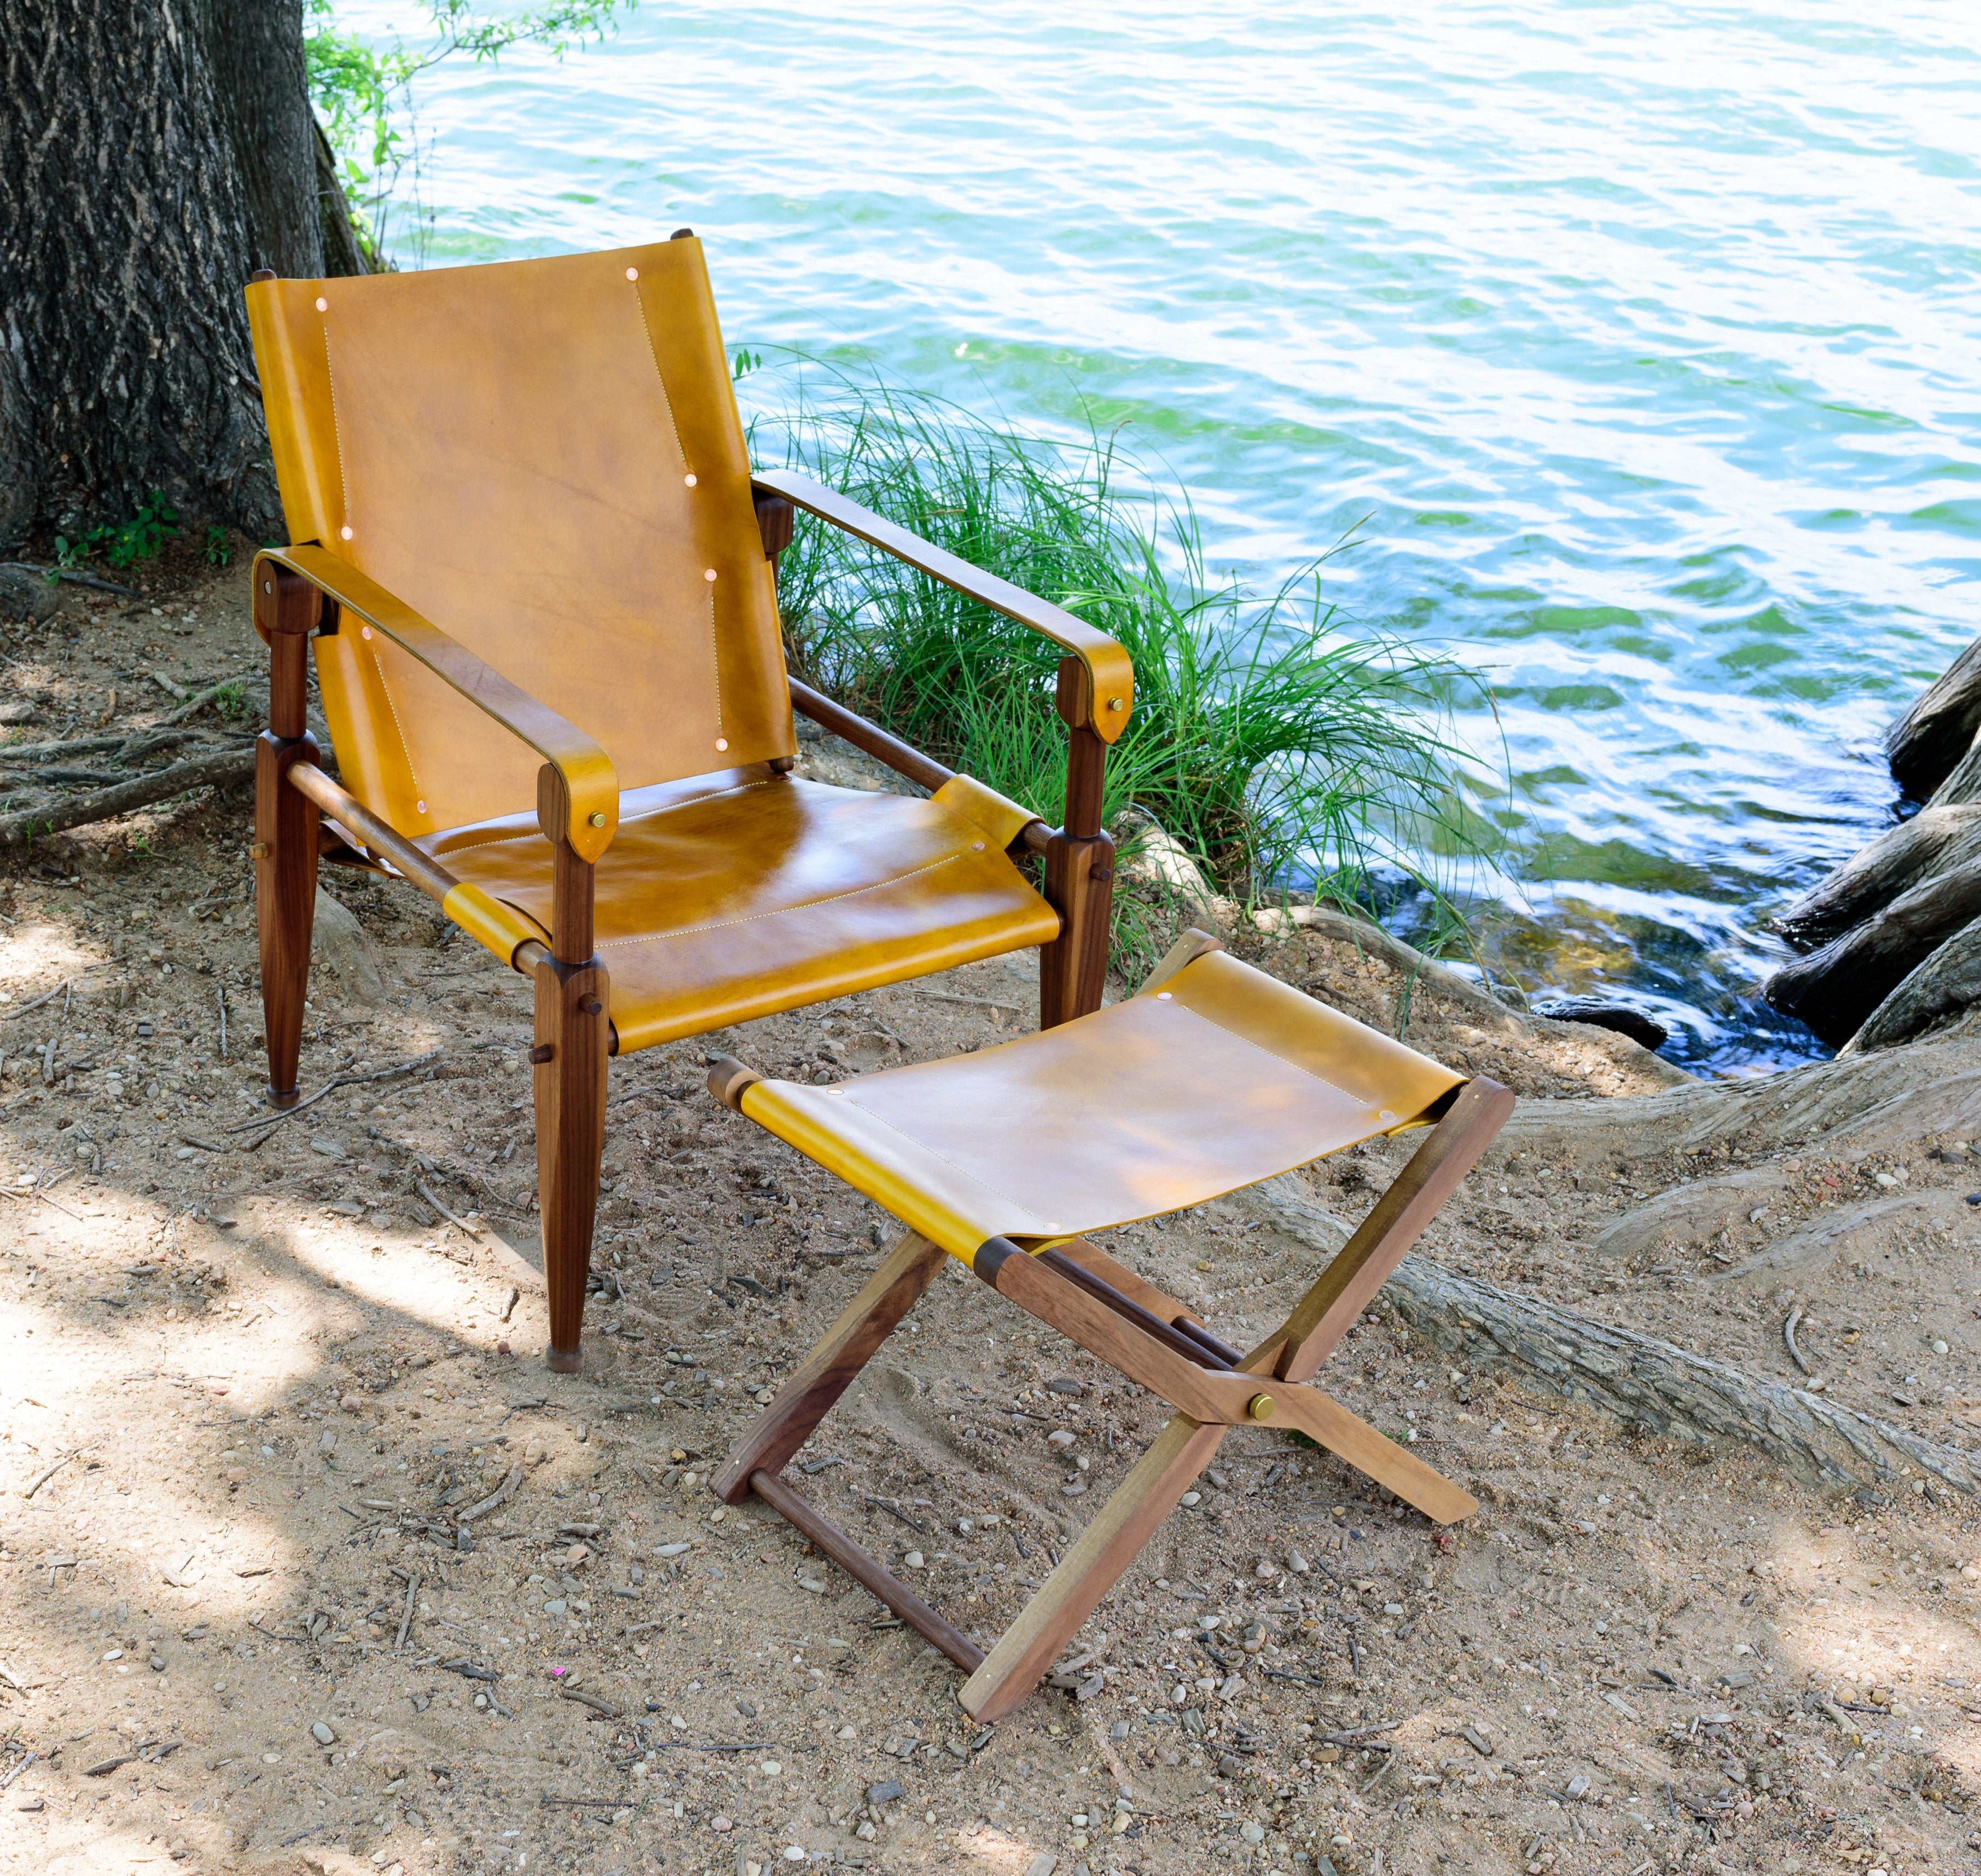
[630,284,690,473]
[367,642,426,821]
[321,322,352,531]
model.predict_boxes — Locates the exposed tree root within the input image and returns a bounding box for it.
[1231,1172,1980,1501]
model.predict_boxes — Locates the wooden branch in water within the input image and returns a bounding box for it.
[1886,632,1981,800]
[1775,803,1981,951]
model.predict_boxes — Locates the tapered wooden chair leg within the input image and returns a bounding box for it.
[533,953,608,1372]
[255,731,318,1108]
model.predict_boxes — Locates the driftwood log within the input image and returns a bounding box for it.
[1885,632,1981,800]
[1774,801,1981,949]
[1848,911,1981,1054]
[1765,851,1981,1046]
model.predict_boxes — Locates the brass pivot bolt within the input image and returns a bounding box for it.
[588,811,606,827]
[1247,1393,1275,1421]
[1106,696,1125,712]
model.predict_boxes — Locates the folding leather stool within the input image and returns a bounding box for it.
[706,930,1513,1721]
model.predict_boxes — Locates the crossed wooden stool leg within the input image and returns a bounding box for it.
[708,1008,1512,1718]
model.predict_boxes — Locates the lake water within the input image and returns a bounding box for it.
[339,0,1981,1074]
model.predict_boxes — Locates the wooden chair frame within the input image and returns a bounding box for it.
[251,473,1122,1372]
[707,1072,1512,1721]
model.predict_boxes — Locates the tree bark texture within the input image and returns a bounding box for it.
[1775,803,1981,951]
[1230,1172,1979,1501]
[1847,911,1981,1054]
[1885,631,1981,801]
[0,1,359,551]
[1763,853,1981,1047]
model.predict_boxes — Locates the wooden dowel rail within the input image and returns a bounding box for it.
[788,678,955,795]
[1035,1245,1235,1372]
[746,1468,985,1672]
[283,762,460,903]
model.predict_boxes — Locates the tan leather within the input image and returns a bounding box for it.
[737,948,1466,1263]
[245,239,794,844]
[257,545,620,862]
[419,768,1061,1052]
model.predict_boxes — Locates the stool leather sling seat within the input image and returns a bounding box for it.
[707,930,1513,1722]
[239,236,1132,1370]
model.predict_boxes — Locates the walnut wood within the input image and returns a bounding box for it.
[1055,1237,1241,1362]
[1055,661,1107,840]
[1035,1245,1230,1370]
[704,1054,765,1115]
[1259,1076,1514,1384]
[988,1241,1472,1520]
[537,764,595,966]
[746,1469,985,1672]
[711,1230,945,1505]
[284,760,460,902]
[787,678,956,795]
[534,952,608,1370]
[1039,828,1113,1027]
[256,730,319,1110]
[962,1413,1227,1721]
[753,490,795,560]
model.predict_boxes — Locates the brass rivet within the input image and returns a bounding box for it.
[588,811,606,828]
[1379,1109,1397,1122]
[415,799,427,814]
[704,568,718,582]
[315,297,328,312]
[971,841,984,852]
[1247,1393,1275,1421]
[262,579,272,595]
[1156,991,1172,1001]
[625,266,639,281]
[714,737,728,752]
[684,473,697,487]
[360,625,373,641]
[250,841,271,859]
[340,525,353,540]
[1107,696,1124,711]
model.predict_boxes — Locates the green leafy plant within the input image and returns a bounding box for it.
[213,682,249,721]
[306,0,638,264]
[205,525,233,567]
[54,491,179,572]
[752,359,1495,972]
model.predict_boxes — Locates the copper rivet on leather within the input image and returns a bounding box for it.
[684,474,697,487]
[704,569,717,582]
[315,297,327,311]
[361,626,373,640]
[714,739,728,752]
[340,526,353,539]
[625,268,638,280]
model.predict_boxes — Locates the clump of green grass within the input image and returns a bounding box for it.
[749,361,1491,964]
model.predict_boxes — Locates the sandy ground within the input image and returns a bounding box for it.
[0,556,1977,1876]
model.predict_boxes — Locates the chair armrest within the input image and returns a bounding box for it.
[752,468,1134,742]
[255,544,619,862]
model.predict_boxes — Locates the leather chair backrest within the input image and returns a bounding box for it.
[246,238,793,836]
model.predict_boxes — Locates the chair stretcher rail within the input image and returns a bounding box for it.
[746,1468,985,1672]
[283,761,458,902]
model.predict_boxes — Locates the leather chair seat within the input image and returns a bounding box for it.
[416,766,1061,1053]
[731,946,1467,1262]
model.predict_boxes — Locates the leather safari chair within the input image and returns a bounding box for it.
[241,234,1131,1371]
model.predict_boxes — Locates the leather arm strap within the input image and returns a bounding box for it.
[252,544,619,862]
[752,468,1134,742]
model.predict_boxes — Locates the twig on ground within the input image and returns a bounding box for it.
[458,1465,522,1524]
[0,560,138,598]
[2,983,68,1024]
[396,1571,420,1651]
[1784,1305,1812,1376]
[865,1496,927,1534]
[216,983,228,1062]
[417,1180,485,1240]
[23,1447,83,1499]
[557,1687,620,1718]
[224,1048,444,1137]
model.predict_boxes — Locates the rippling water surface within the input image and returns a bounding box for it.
[340,0,1981,1073]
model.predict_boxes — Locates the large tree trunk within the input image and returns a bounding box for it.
[0,1,359,551]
